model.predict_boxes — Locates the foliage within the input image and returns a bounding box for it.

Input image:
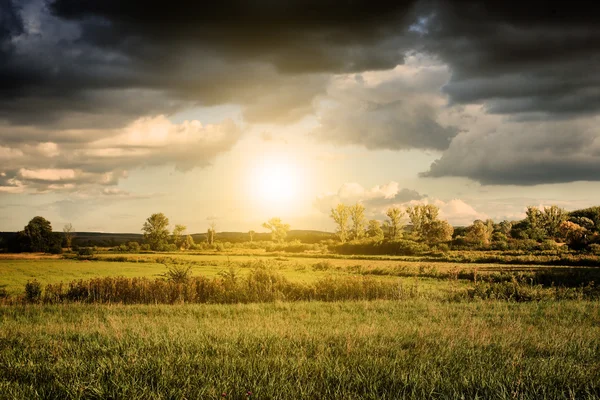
[182,235,195,250]
[330,204,350,243]
[77,247,96,258]
[22,216,54,252]
[423,220,454,244]
[24,280,42,303]
[35,271,401,304]
[385,207,404,240]
[172,224,187,249]
[333,239,429,256]
[349,203,366,240]
[466,219,494,247]
[207,221,217,245]
[262,217,290,243]
[366,219,384,240]
[142,213,170,251]
[162,263,193,284]
[63,223,75,249]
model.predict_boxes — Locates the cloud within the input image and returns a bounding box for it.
[313,57,458,150]
[0,116,241,192]
[420,1,600,118]
[314,181,425,214]
[422,114,600,185]
[315,181,488,225]
[0,0,421,129]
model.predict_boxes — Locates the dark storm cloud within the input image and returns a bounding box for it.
[422,118,600,185]
[0,0,420,129]
[49,0,418,73]
[420,0,600,118]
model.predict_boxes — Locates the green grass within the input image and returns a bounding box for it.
[1,300,599,399]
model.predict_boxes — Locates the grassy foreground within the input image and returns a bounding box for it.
[1,301,600,399]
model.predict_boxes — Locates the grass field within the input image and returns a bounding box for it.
[1,301,599,399]
[2,252,594,296]
[1,253,600,398]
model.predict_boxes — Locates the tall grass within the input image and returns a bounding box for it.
[1,301,599,399]
[33,268,405,305]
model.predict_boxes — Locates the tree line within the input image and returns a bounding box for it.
[3,204,600,254]
[330,203,453,245]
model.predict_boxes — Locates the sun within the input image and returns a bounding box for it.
[250,158,302,207]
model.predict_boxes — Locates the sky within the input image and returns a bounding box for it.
[1,0,600,233]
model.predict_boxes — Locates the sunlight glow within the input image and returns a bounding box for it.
[250,158,303,208]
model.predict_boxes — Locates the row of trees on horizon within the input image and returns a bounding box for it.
[2,204,600,254]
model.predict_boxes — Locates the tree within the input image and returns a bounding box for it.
[207,221,217,245]
[63,223,75,250]
[349,203,366,240]
[142,213,170,251]
[559,221,588,249]
[385,207,404,240]
[330,204,350,243]
[248,230,255,242]
[497,220,512,236]
[366,219,384,241]
[262,218,290,243]
[182,235,195,250]
[466,219,494,247]
[23,216,53,252]
[407,204,440,240]
[541,205,568,239]
[425,220,454,244]
[525,206,546,241]
[172,224,187,249]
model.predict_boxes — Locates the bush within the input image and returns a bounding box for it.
[48,243,63,254]
[25,280,42,303]
[77,247,95,258]
[333,239,429,256]
[162,263,193,284]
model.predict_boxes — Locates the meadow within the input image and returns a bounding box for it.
[1,252,600,399]
[2,301,600,399]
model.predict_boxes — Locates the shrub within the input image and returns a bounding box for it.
[78,247,95,258]
[162,263,193,284]
[312,261,333,271]
[25,280,42,303]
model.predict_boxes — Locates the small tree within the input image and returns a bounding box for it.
[425,220,454,244]
[23,216,53,252]
[262,217,290,243]
[142,213,170,251]
[248,230,255,242]
[330,204,350,243]
[207,221,217,245]
[407,204,439,239]
[172,224,187,249]
[525,206,546,241]
[541,205,568,239]
[366,219,384,241]
[466,219,494,247]
[183,235,195,250]
[63,223,75,250]
[349,203,367,240]
[385,207,404,240]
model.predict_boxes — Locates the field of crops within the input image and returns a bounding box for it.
[1,253,600,399]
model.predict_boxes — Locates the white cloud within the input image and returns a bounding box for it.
[19,168,76,181]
